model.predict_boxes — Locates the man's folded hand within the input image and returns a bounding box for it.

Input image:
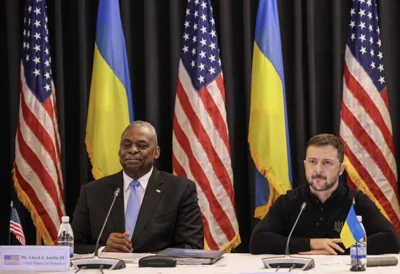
[103,231,133,253]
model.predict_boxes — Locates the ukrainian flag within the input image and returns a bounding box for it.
[340,205,366,248]
[249,0,292,219]
[85,0,134,179]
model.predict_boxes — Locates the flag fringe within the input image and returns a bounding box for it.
[344,156,389,220]
[220,233,241,253]
[85,135,104,180]
[204,233,241,253]
[249,145,285,196]
[254,186,275,219]
[12,167,54,245]
[249,144,288,218]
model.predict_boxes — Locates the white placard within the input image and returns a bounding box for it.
[0,245,70,272]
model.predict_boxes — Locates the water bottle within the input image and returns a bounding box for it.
[57,216,74,258]
[350,216,367,271]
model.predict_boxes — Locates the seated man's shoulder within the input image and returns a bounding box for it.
[338,184,368,201]
[336,185,378,210]
[283,184,307,202]
[83,172,120,191]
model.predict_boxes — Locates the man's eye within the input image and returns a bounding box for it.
[123,143,131,147]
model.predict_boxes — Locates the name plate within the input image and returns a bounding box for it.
[0,245,70,272]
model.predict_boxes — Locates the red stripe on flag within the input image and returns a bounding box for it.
[381,88,389,109]
[200,212,219,250]
[215,75,226,105]
[42,97,56,121]
[173,114,236,240]
[346,176,356,189]
[198,85,232,165]
[14,166,59,243]
[199,85,231,154]
[341,102,397,191]
[11,231,25,238]
[341,137,400,230]
[10,223,23,233]
[176,80,235,205]
[20,90,64,196]
[16,125,63,221]
[172,154,219,249]
[50,93,63,163]
[11,230,25,239]
[49,93,63,184]
[10,232,25,240]
[344,64,395,155]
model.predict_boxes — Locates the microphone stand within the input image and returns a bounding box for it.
[70,188,126,270]
[262,202,315,271]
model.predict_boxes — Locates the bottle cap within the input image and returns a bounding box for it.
[61,216,69,223]
[357,215,362,222]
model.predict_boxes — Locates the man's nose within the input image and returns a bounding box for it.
[128,145,139,153]
[315,162,323,174]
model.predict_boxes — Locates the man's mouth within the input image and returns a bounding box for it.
[126,158,141,163]
[312,176,326,182]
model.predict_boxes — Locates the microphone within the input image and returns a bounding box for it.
[94,188,120,257]
[262,202,315,271]
[70,187,126,270]
[285,202,307,256]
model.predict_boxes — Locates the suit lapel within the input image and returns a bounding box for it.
[107,172,125,233]
[131,168,164,245]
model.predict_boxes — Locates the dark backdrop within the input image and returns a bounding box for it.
[1,0,400,252]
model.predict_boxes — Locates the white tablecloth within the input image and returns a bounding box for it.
[4,253,400,273]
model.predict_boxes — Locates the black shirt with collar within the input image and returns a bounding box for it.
[249,183,400,255]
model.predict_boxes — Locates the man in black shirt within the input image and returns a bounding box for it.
[249,133,400,255]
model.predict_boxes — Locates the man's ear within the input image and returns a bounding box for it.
[154,146,160,160]
[339,163,345,175]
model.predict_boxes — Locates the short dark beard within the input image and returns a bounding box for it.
[307,174,338,192]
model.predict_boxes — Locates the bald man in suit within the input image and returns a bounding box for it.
[72,121,204,253]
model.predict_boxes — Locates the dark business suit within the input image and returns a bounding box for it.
[72,168,204,254]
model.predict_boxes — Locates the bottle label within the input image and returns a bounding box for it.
[57,232,74,258]
[351,246,367,259]
[350,242,367,270]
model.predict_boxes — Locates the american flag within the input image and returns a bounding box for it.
[340,0,400,233]
[13,0,65,245]
[172,0,240,251]
[4,255,20,265]
[10,206,26,246]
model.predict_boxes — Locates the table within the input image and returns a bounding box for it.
[4,253,400,273]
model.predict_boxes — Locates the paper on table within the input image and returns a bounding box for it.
[315,255,350,265]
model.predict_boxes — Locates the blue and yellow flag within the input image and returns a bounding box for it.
[249,0,292,219]
[85,0,134,179]
[340,205,366,248]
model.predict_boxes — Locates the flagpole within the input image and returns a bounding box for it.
[352,198,360,269]
[9,201,12,245]
[36,231,42,245]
